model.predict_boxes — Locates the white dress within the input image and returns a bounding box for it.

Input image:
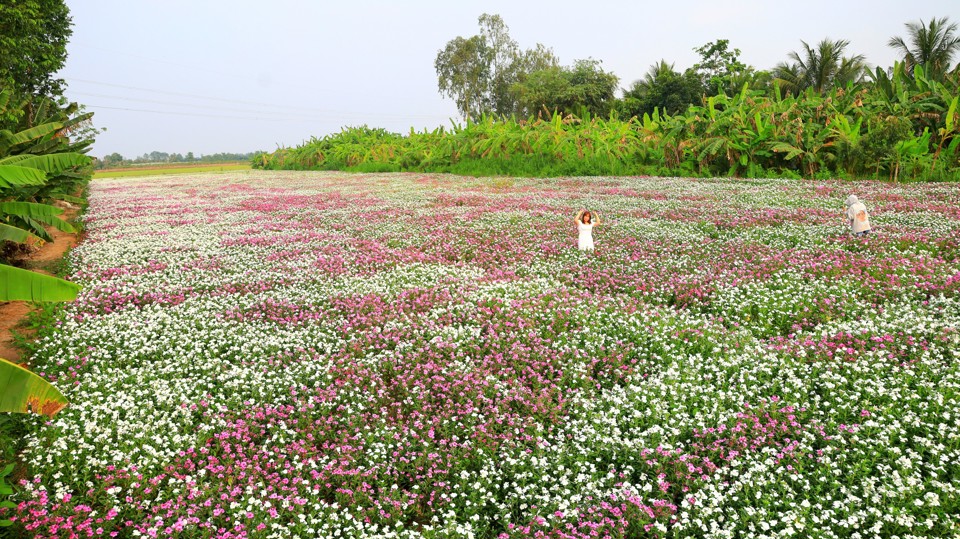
[577,222,594,251]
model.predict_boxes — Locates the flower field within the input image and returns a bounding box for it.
[7,171,960,538]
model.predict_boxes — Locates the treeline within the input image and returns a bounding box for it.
[96,151,261,169]
[255,15,960,181]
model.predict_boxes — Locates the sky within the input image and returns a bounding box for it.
[59,0,959,159]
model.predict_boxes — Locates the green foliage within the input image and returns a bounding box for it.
[0,87,87,388]
[692,39,769,96]
[257,66,960,182]
[620,61,704,118]
[1,461,14,527]
[263,15,960,183]
[773,39,867,95]
[0,0,72,104]
[0,264,79,302]
[513,59,620,119]
[0,87,95,205]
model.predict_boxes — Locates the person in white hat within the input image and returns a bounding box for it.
[845,195,871,236]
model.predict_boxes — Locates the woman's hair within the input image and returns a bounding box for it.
[582,211,592,223]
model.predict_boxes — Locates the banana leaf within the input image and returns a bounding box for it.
[0,357,68,417]
[0,153,90,174]
[49,193,86,205]
[0,165,47,189]
[0,202,74,233]
[0,223,36,243]
[0,264,80,302]
[18,217,54,242]
[60,111,94,131]
[0,122,62,152]
[21,137,65,156]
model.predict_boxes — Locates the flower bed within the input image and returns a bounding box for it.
[8,171,960,538]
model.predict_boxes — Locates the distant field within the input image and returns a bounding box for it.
[94,162,250,178]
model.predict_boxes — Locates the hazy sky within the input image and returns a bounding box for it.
[59,0,958,158]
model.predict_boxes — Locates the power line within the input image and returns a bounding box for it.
[69,91,450,121]
[83,104,295,122]
[64,77,450,121]
[86,104,453,126]
[70,91,358,119]
[69,43,261,83]
[66,76,325,109]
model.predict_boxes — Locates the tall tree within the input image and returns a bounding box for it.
[477,13,519,117]
[0,0,72,100]
[435,35,491,121]
[692,39,769,96]
[773,39,866,94]
[888,17,960,81]
[692,40,745,95]
[435,14,557,120]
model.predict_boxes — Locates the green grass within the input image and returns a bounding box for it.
[94,162,250,179]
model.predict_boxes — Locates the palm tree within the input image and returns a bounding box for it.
[888,17,960,81]
[621,61,703,117]
[642,60,679,86]
[773,39,867,94]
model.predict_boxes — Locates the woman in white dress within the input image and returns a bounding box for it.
[575,209,600,251]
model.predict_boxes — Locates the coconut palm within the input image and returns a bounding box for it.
[888,17,960,81]
[773,39,867,94]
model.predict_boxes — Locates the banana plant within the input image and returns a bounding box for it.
[0,263,77,417]
[828,113,864,172]
[0,201,75,243]
[931,92,960,171]
[887,128,932,181]
[1,92,94,205]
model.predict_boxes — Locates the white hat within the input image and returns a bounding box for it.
[845,195,859,206]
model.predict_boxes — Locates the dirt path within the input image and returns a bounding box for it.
[0,212,80,363]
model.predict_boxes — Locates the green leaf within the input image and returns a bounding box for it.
[19,217,54,242]
[0,165,46,189]
[0,122,62,149]
[770,142,804,161]
[0,264,80,302]
[0,357,68,417]
[946,96,958,133]
[0,202,74,233]
[0,153,90,174]
[0,223,36,243]
[698,138,726,161]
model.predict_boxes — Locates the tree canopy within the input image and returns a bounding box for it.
[513,59,619,118]
[0,0,72,100]
[435,14,557,120]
